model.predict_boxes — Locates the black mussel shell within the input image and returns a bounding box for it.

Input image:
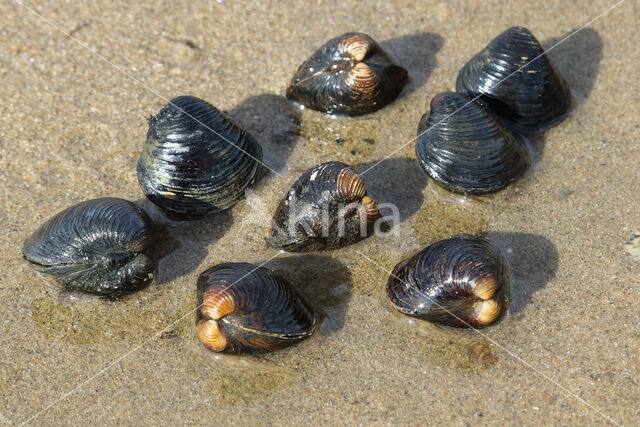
[196,262,317,354]
[22,198,155,296]
[415,91,530,195]
[286,32,408,116]
[137,95,264,216]
[387,236,510,328]
[456,26,571,132]
[267,161,381,252]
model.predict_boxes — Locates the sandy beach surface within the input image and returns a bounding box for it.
[1,0,638,424]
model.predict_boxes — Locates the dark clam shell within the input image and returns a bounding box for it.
[137,95,264,216]
[387,236,509,328]
[196,263,317,354]
[286,32,408,116]
[267,161,380,252]
[415,91,530,195]
[22,198,155,296]
[456,26,571,132]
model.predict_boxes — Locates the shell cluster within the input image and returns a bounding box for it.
[286,32,408,116]
[137,95,264,217]
[415,26,570,195]
[387,236,509,328]
[196,263,317,353]
[267,161,380,252]
[23,26,572,354]
[22,198,155,296]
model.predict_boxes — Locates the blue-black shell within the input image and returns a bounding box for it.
[415,92,530,195]
[387,236,510,328]
[286,32,408,116]
[267,161,380,252]
[456,26,571,132]
[137,95,263,216]
[196,262,317,354]
[22,198,155,296]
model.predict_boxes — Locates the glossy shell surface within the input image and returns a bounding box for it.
[286,32,408,116]
[22,198,155,296]
[387,236,509,328]
[456,26,571,132]
[137,95,263,216]
[196,263,317,354]
[415,91,530,195]
[267,161,380,252]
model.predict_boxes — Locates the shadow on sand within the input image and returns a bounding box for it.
[136,199,234,285]
[524,27,604,161]
[487,232,559,315]
[269,255,352,334]
[228,94,302,172]
[381,32,444,100]
[545,27,603,103]
[354,157,428,223]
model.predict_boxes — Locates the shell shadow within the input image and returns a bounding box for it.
[486,232,558,315]
[228,94,302,172]
[268,255,352,335]
[354,157,428,223]
[136,199,234,285]
[381,32,444,99]
[544,28,603,103]
[523,132,547,168]
[522,29,602,161]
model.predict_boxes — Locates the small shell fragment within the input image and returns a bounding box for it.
[624,232,640,262]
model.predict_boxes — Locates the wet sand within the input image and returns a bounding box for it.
[1,0,639,424]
